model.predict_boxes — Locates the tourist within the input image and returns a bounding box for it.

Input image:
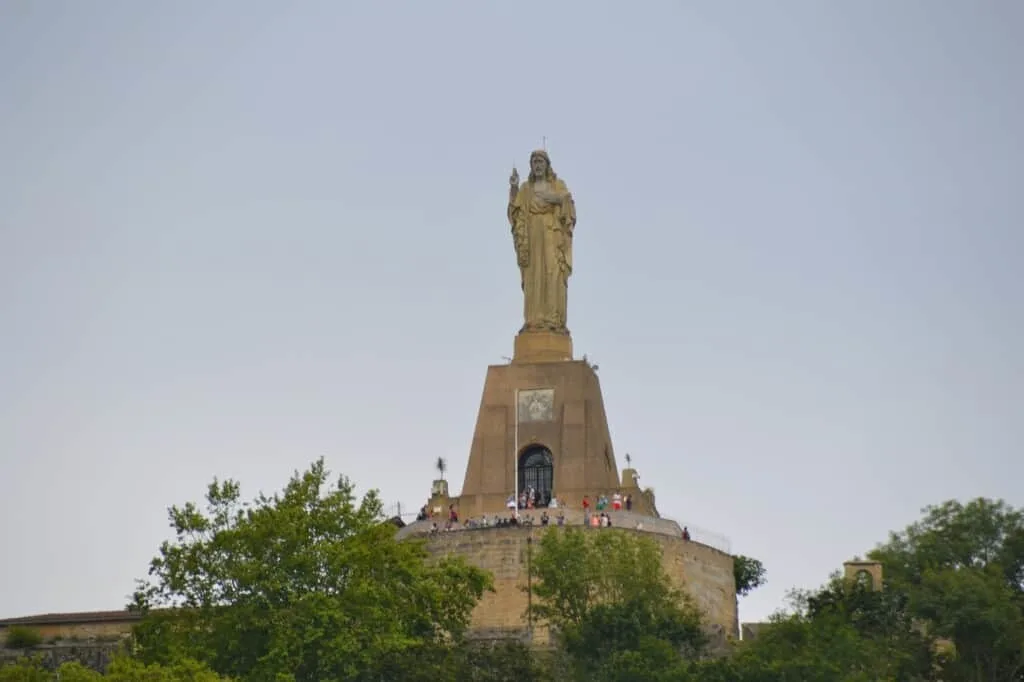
[682,526,691,541]
[612,491,622,511]
[625,494,633,511]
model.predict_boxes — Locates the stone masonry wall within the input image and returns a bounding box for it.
[419,524,737,644]
[0,621,134,642]
[0,643,123,673]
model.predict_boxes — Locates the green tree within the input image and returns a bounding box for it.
[102,657,231,681]
[734,555,767,597]
[3,627,42,650]
[727,615,891,682]
[528,528,705,677]
[130,459,492,682]
[798,575,935,680]
[50,662,103,682]
[0,657,50,682]
[448,641,552,682]
[0,657,229,682]
[869,498,1024,681]
[714,498,1024,682]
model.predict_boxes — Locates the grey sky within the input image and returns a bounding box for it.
[1,1,1021,624]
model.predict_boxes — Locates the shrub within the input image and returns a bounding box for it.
[4,627,43,650]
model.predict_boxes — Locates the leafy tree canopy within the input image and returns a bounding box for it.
[528,527,706,677]
[129,458,492,682]
[0,657,227,682]
[711,497,1024,682]
[734,555,767,597]
[2,628,42,651]
[868,498,1024,682]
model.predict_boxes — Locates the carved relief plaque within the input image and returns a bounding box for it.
[518,388,554,423]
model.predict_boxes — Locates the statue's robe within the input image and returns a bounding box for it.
[508,177,576,333]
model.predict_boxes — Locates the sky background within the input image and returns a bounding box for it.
[1,0,1022,624]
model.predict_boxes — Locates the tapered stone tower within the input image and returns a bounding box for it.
[458,358,623,516]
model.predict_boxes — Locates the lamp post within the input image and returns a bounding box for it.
[526,534,533,637]
[513,389,520,516]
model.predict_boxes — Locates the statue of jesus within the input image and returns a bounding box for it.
[507,150,577,335]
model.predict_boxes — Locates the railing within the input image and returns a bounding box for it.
[679,524,731,555]
[392,508,732,554]
[382,502,421,522]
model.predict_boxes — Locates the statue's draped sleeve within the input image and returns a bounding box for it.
[554,179,575,276]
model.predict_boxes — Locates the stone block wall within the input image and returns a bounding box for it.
[0,621,133,643]
[417,523,737,644]
[0,643,123,673]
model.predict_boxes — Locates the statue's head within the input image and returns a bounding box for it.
[529,150,556,182]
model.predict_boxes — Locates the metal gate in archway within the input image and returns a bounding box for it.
[518,445,553,506]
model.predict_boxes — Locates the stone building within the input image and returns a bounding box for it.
[0,610,139,643]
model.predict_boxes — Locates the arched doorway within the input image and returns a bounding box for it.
[519,445,554,507]
[855,569,874,591]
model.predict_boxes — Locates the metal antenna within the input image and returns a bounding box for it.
[542,136,547,150]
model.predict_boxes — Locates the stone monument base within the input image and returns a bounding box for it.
[458,359,627,517]
[513,330,573,364]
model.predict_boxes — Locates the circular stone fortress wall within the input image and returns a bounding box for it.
[397,513,737,646]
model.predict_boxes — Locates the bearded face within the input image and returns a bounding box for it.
[530,153,552,181]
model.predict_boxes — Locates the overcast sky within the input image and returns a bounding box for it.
[2,1,1022,624]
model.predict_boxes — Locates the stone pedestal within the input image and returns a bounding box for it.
[458,359,623,516]
[513,330,573,364]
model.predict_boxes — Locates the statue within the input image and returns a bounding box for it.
[507,150,577,335]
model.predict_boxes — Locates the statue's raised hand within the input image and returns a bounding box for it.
[508,168,520,202]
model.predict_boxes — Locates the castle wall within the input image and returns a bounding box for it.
[418,524,737,643]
